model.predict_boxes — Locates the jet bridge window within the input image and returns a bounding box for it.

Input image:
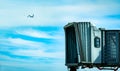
[94,37,100,48]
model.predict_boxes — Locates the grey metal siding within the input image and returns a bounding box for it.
[75,22,91,62]
[91,26,102,63]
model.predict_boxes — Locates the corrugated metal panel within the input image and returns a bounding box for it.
[74,22,91,63]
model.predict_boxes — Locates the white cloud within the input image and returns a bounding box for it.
[17,29,53,39]
[0,38,47,51]
[0,37,65,58]
[0,3,120,28]
[89,18,120,29]
[0,37,65,69]
[12,50,64,59]
[16,29,63,39]
[4,38,64,59]
[0,37,65,61]
[7,38,44,48]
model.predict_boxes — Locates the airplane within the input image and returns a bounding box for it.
[27,14,34,18]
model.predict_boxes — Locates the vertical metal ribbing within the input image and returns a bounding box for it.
[83,22,86,61]
[74,24,79,62]
[88,22,91,62]
[86,23,88,62]
[84,22,86,61]
[84,22,87,62]
[79,23,85,61]
[80,23,83,60]
[81,23,84,61]
[75,23,85,62]
[77,22,92,62]
[74,24,80,63]
[87,22,89,62]
[102,30,105,64]
[86,22,88,62]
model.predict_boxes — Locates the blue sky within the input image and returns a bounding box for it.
[0,0,120,71]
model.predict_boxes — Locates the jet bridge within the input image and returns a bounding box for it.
[64,22,120,71]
